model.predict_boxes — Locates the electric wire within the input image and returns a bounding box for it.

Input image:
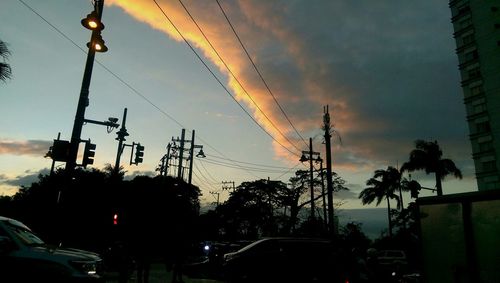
[193,162,220,186]
[18,0,266,178]
[152,0,300,158]
[205,154,295,170]
[177,0,302,154]
[201,158,292,174]
[193,164,220,191]
[19,0,302,182]
[17,0,185,130]
[197,157,221,184]
[216,0,308,147]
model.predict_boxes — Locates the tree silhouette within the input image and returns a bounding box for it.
[0,39,12,83]
[401,140,462,196]
[359,166,401,237]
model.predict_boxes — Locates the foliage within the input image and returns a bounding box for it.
[0,168,201,255]
[0,39,12,83]
[401,139,462,196]
[338,221,372,252]
[359,166,401,237]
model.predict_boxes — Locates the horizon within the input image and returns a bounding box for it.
[1,0,478,211]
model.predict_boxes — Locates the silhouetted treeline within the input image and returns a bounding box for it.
[0,168,201,257]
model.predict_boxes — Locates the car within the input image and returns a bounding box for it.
[377,249,408,266]
[0,216,105,283]
[222,237,347,282]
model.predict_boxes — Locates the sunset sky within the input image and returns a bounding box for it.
[0,0,477,209]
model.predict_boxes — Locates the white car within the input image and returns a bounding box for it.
[0,216,104,282]
[377,249,408,266]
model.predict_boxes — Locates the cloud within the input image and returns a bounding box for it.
[124,170,156,180]
[0,168,49,187]
[107,1,470,177]
[0,139,52,156]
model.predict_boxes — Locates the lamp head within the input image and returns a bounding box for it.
[81,11,105,31]
[315,156,323,164]
[299,154,308,163]
[87,34,108,52]
[196,149,206,158]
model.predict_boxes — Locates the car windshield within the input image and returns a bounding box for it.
[6,222,45,246]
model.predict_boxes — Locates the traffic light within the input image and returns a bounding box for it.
[82,141,96,167]
[134,143,144,164]
[48,140,70,162]
[113,213,118,225]
[409,180,421,199]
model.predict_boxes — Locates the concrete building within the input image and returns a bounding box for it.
[449,0,500,190]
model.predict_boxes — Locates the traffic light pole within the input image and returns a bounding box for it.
[66,0,104,174]
[114,108,128,174]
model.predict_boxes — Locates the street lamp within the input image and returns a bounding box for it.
[300,138,321,221]
[66,0,108,174]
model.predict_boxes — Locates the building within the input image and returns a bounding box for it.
[449,0,500,190]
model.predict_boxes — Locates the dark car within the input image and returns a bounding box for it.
[0,216,105,283]
[222,237,346,283]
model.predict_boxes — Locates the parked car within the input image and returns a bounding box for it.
[222,237,347,283]
[377,249,408,266]
[0,216,105,283]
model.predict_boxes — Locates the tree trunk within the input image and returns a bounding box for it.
[435,172,443,196]
[387,196,393,237]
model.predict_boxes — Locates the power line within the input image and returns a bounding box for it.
[192,164,220,190]
[177,0,303,154]
[19,0,299,181]
[216,0,308,147]
[152,0,300,158]
[205,154,295,169]
[17,0,185,130]
[18,0,262,176]
[201,158,292,174]
[197,157,221,184]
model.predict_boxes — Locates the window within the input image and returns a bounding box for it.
[464,50,479,61]
[468,68,481,79]
[476,121,491,133]
[458,4,471,15]
[470,85,483,96]
[473,103,487,114]
[462,34,475,45]
[459,18,472,29]
[482,161,497,172]
[479,141,493,152]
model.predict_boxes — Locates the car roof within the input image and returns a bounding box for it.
[0,216,31,230]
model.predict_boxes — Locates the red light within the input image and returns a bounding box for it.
[113,213,118,225]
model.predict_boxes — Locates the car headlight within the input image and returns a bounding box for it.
[70,260,98,275]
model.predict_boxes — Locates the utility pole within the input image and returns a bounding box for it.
[319,159,327,228]
[308,138,315,220]
[323,105,335,236]
[171,129,204,182]
[188,130,205,184]
[210,191,220,207]
[300,139,320,221]
[158,143,172,176]
[177,129,186,179]
[114,108,128,175]
[222,181,235,192]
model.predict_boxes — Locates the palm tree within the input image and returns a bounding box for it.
[359,166,401,237]
[0,39,12,83]
[401,140,462,196]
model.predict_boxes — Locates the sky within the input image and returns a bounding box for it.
[0,0,478,210]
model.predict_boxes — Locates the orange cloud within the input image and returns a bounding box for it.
[0,139,51,156]
[106,0,339,162]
